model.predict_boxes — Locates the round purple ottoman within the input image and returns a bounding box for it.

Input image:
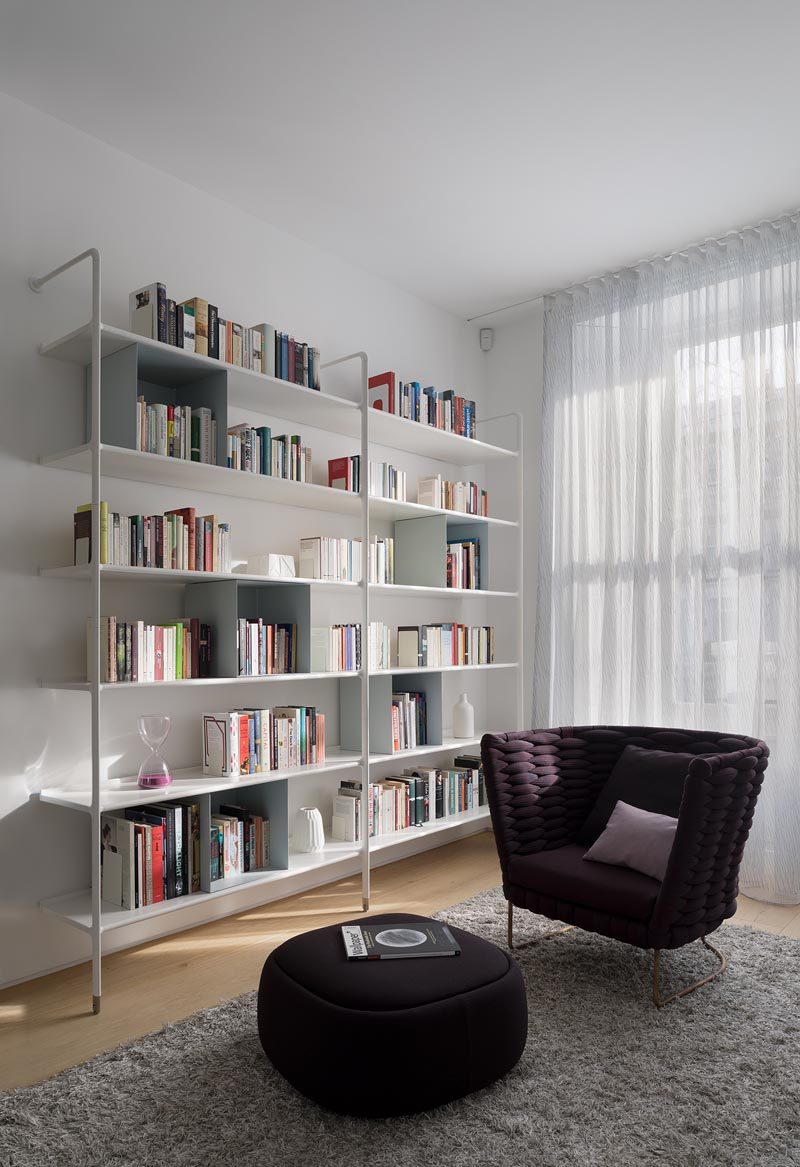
[257,912,527,1117]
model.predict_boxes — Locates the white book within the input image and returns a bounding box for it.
[129,283,164,340]
[101,813,135,908]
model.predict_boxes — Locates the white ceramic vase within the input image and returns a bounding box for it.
[453,692,475,738]
[295,806,325,853]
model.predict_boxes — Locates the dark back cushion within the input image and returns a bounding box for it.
[576,744,693,845]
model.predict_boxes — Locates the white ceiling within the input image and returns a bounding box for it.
[3,0,800,318]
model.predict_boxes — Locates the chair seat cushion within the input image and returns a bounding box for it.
[257,913,528,1116]
[508,844,661,922]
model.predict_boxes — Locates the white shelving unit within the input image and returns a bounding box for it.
[28,249,524,1011]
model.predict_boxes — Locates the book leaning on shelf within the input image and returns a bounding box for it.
[88,617,212,682]
[237,619,297,676]
[299,536,394,584]
[136,397,216,463]
[418,475,488,517]
[74,503,231,573]
[129,284,320,387]
[368,371,477,439]
[328,456,407,501]
[202,707,326,777]
[446,537,481,590]
[227,426,312,482]
[310,622,391,672]
[331,763,485,842]
[211,806,270,880]
[101,801,201,909]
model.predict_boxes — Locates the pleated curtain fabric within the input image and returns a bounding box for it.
[535,217,800,905]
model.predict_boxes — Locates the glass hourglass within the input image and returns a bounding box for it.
[137,715,172,789]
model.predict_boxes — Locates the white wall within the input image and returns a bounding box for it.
[485,305,544,724]
[0,91,489,987]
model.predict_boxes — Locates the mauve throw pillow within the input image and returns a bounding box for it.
[583,800,679,882]
[576,744,694,846]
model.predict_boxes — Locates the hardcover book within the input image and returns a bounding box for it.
[341,921,461,960]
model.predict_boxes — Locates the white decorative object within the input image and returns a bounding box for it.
[294,806,325,853]
[453,693,475,739]
[242,552,297,578]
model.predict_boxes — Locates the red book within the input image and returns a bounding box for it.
[150,825,165,903]
[328,456,351,491]
[165,507,196,570]
[154,625,164,681]
[239,713,250,774]
[368,371,396,413]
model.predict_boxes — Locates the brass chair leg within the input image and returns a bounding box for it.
[507,901,573,952]
[652,936,728,1008]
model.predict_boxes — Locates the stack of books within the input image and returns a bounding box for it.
[396,624,494,668]
[368,371,477,439]
[331,759,485,842]
[74,503,231,573]
[211,805,270,880]
[391,690,427,752]
[298,536,394,583]
[310,622,391,672]
[136,398,216,463]
[226,426,312,481]
[89,617,211,683]
[101,802,201,909]
[327,456,407,500]
[237,620,297,676]
[418,475,488,516]
[129,284,320,387]
[446,537,481,590]
[202,707,326,776]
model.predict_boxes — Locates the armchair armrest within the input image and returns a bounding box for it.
[649,743,768,948]
[481,730,601,873]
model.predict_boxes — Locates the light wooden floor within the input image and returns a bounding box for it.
[1,830,799,1092]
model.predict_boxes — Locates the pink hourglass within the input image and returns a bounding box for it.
[137,715,172,789]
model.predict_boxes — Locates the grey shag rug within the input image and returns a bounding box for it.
[2,888,800,1167]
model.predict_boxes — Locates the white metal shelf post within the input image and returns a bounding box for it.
[30,248,104,1013]
[320,351,371,911]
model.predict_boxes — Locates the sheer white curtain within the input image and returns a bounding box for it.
[535,217,800,905]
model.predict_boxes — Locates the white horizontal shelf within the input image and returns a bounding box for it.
[40,322,361,437]
[368,495,517,528]
[369,583,516,599]
[378,661,519,676]
[369,735,482,764]
[369,806,490,854]
[40,566,514,600]
[40,564,360,590]
[40,840,362,933]
[40,670,362,692]
[35,751,364,814]
[40,322,516,464]
[40,443,363,514]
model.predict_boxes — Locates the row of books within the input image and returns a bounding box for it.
[392,690,427,752]
[298,536,394,584]
[129,284,320,387]
[332,756,485,841]
[201,706,326,777]
[211,806,270,880]
[396,624,495,668]
[310,622,391,672]
[226,425,313,481]
[136,398,216,463]
[101,802,200,908]
[327,456,408,501]
[368,371,477,439]
[446,537,481,590]
[418,475,488,517]
[73,503,231,574]
[238,620,297,676]
[91,617,212,683]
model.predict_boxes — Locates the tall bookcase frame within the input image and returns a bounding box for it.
[27,249,524,1012]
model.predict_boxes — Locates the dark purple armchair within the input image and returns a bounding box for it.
[481,726,768,1005]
